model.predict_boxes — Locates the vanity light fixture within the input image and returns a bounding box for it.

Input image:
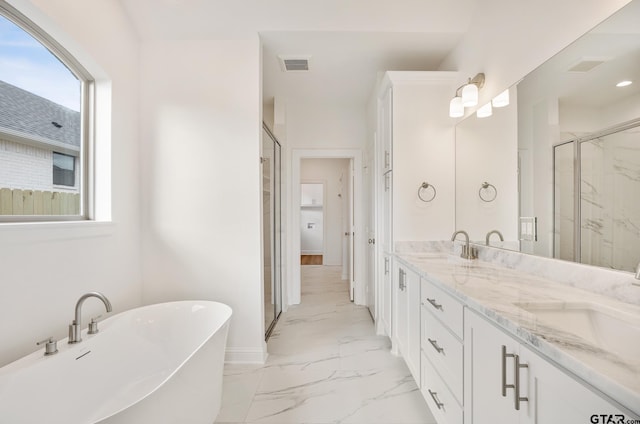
[616,80,632,87]
[449,96,464,118]
[477,102,492,118]
[462,73,485,107]
[492,88,510,107]
[448,73,485,118]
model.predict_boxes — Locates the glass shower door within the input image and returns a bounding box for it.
[262,124,282,340]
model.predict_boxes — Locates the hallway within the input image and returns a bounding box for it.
[215,265,435,424]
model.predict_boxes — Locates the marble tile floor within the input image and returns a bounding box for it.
[215,265,436,424]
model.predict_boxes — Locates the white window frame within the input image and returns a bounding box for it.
[0,1,94,222]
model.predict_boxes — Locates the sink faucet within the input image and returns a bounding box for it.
[486,230,504,246]
[635,262,640,280]
[451,230,477,260]
[68,292,112,343]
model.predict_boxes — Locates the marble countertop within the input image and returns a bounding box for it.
[395,252,640,414]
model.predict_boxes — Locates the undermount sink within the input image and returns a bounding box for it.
[515,301,640,360]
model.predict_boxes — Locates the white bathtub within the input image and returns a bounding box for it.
[0,300,232,424]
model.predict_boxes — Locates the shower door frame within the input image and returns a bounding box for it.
[263,123,282,340]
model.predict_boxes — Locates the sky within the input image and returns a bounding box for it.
[0,14,80,111]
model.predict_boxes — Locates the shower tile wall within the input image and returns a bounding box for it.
[580,127,640,272]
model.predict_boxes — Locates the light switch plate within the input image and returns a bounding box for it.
[519,216,538,241]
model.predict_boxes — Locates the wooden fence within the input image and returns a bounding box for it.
[0,188,80,215]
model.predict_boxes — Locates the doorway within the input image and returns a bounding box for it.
[289,149,364,306]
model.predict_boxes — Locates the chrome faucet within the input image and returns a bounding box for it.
[486,229,504,246]
[635,262,640,280]
[68,292,112,343]
[451,230,477,260]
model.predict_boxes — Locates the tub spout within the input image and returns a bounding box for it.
[69,292,112,344]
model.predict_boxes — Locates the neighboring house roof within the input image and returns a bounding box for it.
[0,80,80,147]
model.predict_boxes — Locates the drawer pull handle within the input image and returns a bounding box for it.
[428,338,445,354]
[428,389,444,410]
[426,298,443,310]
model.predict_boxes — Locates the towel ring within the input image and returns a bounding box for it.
[479,182,497,202]
[418,182,437,202]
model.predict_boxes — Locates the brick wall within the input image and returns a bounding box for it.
[0,137,78,193]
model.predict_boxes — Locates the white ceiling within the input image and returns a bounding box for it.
[119,0,479,107]
[517,0,640,110]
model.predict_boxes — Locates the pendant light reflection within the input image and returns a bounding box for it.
[492,89,510,107]
[477,102,492,118]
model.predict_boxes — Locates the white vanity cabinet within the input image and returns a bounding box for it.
[464,308,633,423]
[393,261,421,384]
[374,71,458,340]
[420,277,464,424]
[381,253,393,338]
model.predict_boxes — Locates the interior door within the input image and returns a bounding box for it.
[349,159,355,301]
[365,144,376,318]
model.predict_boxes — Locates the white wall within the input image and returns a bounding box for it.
[390,74,458,242]
[561,92,640,133]
[139,36,265,363]
[301,159,350,265]
[282,100,366,305]
[0,0,141,367]
[455,88,518,244]
[0,139,52,190]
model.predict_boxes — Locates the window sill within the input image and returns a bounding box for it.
[0,220,115,242]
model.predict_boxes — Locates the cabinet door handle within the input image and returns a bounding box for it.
[513,354,529,411]
[384,150,390,169]
[502,345,529,410]
[501,345,516,397]
[427,389,444,410]
[384,173,390,191]
[399,269,406,291]
[426,298,443,311]
[428,338,445,354]
[384,257,389,275]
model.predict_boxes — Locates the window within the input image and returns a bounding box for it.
[0,2,93,220]
[53,152,76,187]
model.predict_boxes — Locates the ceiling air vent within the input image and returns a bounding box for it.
[567,58,609,73]
[279,55,310,72]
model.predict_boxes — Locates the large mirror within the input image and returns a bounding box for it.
[455,0,640,273]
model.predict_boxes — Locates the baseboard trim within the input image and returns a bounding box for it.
[225,347,268,364]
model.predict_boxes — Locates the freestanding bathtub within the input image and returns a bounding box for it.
[0,300,232,424]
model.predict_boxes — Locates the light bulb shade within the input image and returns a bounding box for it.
[449,97,464,118]
[461,83,478,107]
[492,89,510,107]
[477,102,492,118]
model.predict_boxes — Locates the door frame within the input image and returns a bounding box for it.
[289,149,364,305]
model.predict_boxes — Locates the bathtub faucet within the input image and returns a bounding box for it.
[68,292,112,344]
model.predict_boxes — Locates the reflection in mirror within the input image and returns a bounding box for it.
[553,141,575,261]
[518,0,640,272]
[554,123,640,272]
[455,87,518,248]
[455,0,640,274]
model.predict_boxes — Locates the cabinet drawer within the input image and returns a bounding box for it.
[422,308,463,403]
[421,353,463,424]
[421,279,464,338]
